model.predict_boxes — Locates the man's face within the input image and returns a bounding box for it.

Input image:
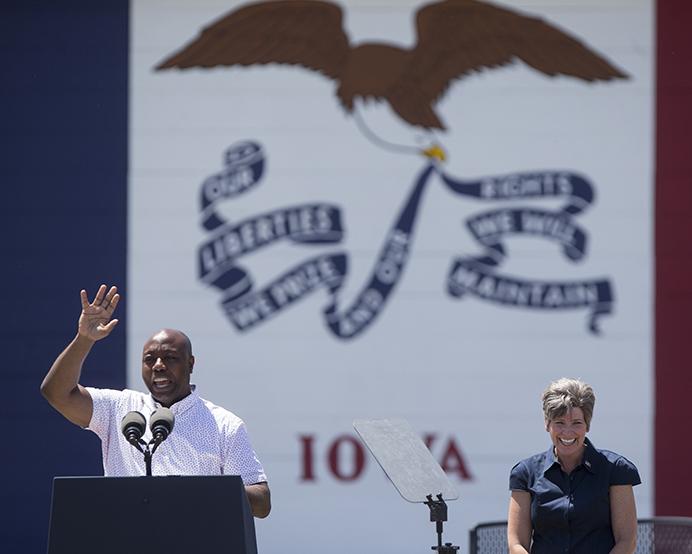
[141,330,194,407]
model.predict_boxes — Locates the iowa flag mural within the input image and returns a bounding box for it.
[6,1,692,553]
[129,1,652,552]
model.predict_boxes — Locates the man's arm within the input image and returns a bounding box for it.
[40,285,120,428]
[245,482,271,518]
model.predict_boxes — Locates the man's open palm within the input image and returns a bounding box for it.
[78,284,120,341]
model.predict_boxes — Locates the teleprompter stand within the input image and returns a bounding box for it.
[354,419,461,553]
[425,493,460,554]
[47,475,257,554]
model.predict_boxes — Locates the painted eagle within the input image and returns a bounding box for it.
[156,0,627,130]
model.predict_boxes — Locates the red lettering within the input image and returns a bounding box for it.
[327,435,366,481]
[439,438,473,480]
[298,432,473,483]
[423,433,437,450]
[299,434,316,481]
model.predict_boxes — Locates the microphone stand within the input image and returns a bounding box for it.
[126,436,163,477]
[143,443,153,476]
[122,409,173,476]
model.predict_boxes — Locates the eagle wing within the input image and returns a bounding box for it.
[156,0,350,80]
[406,0,628,105]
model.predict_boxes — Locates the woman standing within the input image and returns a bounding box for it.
[507,378,640,554]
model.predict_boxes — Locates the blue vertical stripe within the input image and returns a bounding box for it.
[0,1,128,551]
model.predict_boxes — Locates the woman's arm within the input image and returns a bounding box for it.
[508,490,532,554]
[609,484,637,554]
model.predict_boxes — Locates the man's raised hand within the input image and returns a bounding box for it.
[78,285,120,341]
[40,286,119,426]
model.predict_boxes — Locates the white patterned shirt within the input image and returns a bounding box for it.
[86,386,267,485]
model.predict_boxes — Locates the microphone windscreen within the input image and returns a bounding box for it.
[150,407,175,434]
[120,411,146,436]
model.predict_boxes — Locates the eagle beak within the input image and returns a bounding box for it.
[421,144,446,162]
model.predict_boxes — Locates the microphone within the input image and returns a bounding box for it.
[150,407,175,446]
[121,411,146,446]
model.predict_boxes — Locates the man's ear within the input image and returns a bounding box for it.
[545,419,550,432]
[189,355,195,373]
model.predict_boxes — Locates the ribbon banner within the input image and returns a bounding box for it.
[324,165,435,338]
[448,259,613,334]
[197,141,614,338]
[439,171,614,334]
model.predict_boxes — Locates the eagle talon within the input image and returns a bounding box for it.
[421,144,447,162]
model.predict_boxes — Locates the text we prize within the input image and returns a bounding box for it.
[298,433,473,482]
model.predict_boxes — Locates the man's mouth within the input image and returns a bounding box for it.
[152,377,173,391]
[558,438,577,446]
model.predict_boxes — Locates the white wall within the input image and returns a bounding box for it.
[129,1,653,551]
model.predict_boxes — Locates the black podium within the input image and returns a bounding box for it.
[47,475,257,554]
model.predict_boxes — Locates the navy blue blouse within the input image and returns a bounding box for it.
[509,438,640,554]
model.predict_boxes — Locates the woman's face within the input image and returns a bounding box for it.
[546,407,587,460]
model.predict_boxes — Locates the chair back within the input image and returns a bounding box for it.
[468,517,692,553]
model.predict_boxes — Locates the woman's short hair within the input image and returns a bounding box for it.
[542,378,595,430]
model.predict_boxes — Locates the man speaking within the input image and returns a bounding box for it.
[40,284,271,518]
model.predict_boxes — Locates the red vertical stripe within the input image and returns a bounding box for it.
[656,0,692,516]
